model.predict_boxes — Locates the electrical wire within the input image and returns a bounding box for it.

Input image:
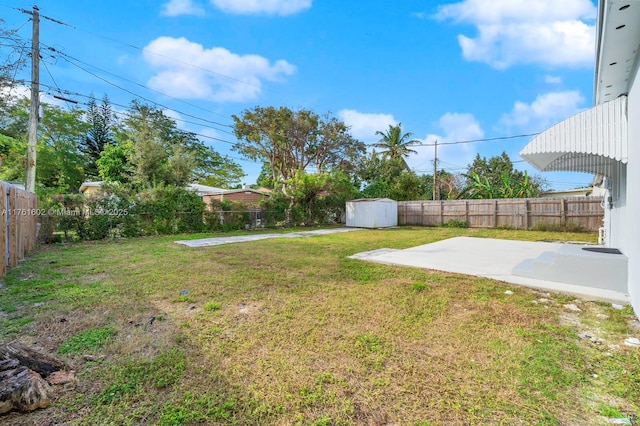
[42,43,235,128]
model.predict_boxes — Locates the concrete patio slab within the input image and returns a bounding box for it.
[175,227,362,248]
[352,237,630,303]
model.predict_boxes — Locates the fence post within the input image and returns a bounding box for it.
[494,200,498,228]
[0,183,5,277]
[439,200,444,225]
[420,202,425,226]
[561,198,567,227]
[8,186,17,268]
[524,199,530,230]
[464,201,469,226]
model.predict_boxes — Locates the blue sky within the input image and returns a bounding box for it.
[2,0,599,190]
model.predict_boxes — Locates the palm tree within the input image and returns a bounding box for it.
[373,123,420,169]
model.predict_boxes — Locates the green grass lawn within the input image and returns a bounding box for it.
[1,227,638,425]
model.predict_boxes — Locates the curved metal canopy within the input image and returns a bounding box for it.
[519,95,628,178]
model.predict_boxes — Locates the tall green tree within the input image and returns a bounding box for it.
[96,141,134,184]
[256,162,277,189]
[356,152,429,201]
[466,152,522,187]
[460,151,545,199]
[373,123,420,170]
[231,106,365,191]
[0,99,88,193]
[420,170,462,200]
[116,101,243,189]
[81,95,115,178]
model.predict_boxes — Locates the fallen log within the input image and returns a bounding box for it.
[0,342,66,378]
[0,359,51,414]
[0,342,70,415]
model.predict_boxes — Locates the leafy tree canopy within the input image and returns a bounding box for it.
[459,152,544,199]
[231,106,365,191]
[0,99,88,193]
[114,101,244,189]
[466,151,522,187]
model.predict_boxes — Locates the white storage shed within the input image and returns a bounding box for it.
[346,198,398,229]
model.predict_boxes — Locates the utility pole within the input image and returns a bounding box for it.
[25,5,39,193]
[432,140,439,200]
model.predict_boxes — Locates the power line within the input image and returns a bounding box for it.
[365,133,540,149]
[35,81,240,144]
[34,83,257,165]
[42,43,235,128]
[416,133,540,147]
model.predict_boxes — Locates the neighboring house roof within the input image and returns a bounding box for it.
[209,188,271,196]
[348,198,397,203]
[520,0,639,177]
[78,182,268,198]
[186,183,226,196]
[79,181,103,193]
[541,187,607,198]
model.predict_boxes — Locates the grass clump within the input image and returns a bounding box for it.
[203,301,221,311]
[58,326,115,354]
[411,282,427,292]
[92,348,186,406]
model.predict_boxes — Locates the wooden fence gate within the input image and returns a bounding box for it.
[0,182,38,277]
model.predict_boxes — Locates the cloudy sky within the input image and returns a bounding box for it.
[2,0,598,189]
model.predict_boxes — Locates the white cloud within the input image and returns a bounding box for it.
[407,112,484,171]
[434,0,596,69]
[210,0,311,15]
[143,36,296,102]
[161,0,205,17]
[437,112,484,143]
[338,109,397,142]
[499,91,586,132]
[544,75,562,84]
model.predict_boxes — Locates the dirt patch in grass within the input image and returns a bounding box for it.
[77,272,109,285]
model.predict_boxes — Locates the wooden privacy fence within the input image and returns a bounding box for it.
[398,197,604,232]
[0,182,38,278]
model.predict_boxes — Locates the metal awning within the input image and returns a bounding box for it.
[520,95,628,178]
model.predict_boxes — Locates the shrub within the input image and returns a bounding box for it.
[206,199,251,231]
[442,219,468,228]
[530,222,589,233]
[41,184,212,241]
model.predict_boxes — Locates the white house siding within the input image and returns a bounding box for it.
[605,163,626,248]
[623,68,640,314]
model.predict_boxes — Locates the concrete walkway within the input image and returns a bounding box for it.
[175,227,362,248]
[350,236,630,303]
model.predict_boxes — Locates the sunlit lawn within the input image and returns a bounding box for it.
[1,227,638,425]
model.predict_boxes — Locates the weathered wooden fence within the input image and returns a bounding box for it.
[398,197,604,232]
[0,182,38,277]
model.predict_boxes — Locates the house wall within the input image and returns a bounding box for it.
[81,186,103,197]
[203,192,268,208]
[605,163,626,248]
[623,65,640,314]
